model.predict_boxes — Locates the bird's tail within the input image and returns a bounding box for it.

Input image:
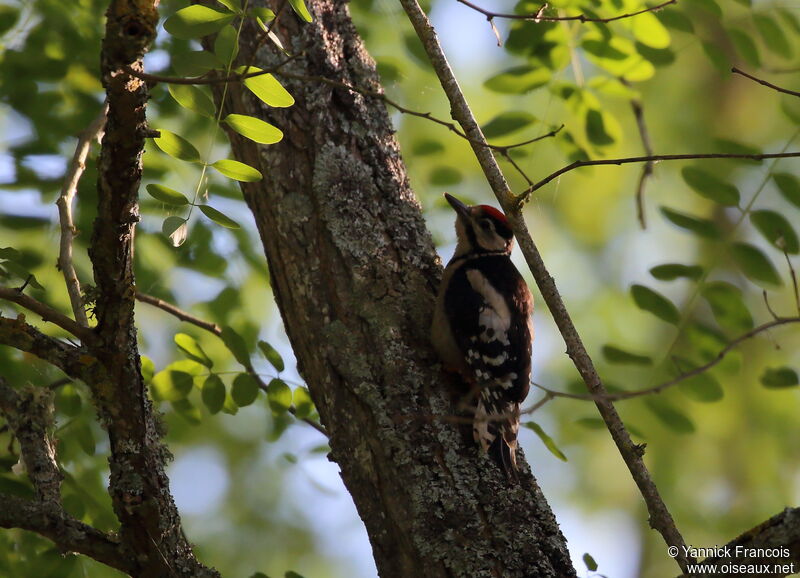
[474,398,520,482]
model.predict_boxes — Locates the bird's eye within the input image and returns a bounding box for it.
[479,219,492,231]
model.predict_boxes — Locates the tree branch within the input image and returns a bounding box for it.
[0,493,130,574]
[520,151,800,203]
[624,78,655,229]
[56,104,108,329]
[399,0,693,571]
[732,67,800,98]
[457,0,677,23]
[0,378,62,504]
[0,287,96,344]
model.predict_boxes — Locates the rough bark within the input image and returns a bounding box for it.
[214,2,576,576]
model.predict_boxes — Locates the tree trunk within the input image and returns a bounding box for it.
[215,2,576,576]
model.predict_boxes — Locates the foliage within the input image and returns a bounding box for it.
[0,0,798,576]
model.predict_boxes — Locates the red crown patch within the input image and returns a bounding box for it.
[478,205,508,225]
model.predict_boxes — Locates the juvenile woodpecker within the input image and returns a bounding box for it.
[431,193,533,477]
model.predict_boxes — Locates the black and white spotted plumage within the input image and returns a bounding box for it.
[431,194,533,478]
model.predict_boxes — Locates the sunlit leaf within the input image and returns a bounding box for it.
[649,263,703,281]
[700,281,754,333]
[162,216,188,247]
[481,111,537,139]
[199,205,241,229]
[141,356,155,383]
[202,374,226,414]
[774,173,800,208]
[287,0,312,22]
[267,378,292,415]
[152,130,201,163]
[630,12,670,49]
[258,340,285,372]
[224,113,284,144]
[292,387,314,418]
[484,66,551,94]
[151,370,194,401]
[238,67,295,108]
[660,207,720,238]
[211,159,263,182]
[217,0,241,12]
[631,284,680,325]
[164,5,235,39]
[729,243,782,287]
[522,422,567,461]
[751,210,799,254]
[681,167,739,206]
[232,373,259,407]
[645,399,695,433]
[168,84,216,118]
[761,367,799,389]
[175,333,213,368]
[146,184,190,206]
[602,345,652,366]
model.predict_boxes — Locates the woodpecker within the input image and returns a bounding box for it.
[431,193,533,478]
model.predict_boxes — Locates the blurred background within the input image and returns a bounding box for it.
[1,0,799,576]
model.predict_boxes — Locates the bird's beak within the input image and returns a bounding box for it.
[444,193,470,218]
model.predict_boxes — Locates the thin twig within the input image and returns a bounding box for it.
[785,253,800,316]
[56,104,107,329]
[399,0,693,571]
[458,0,677,23]
[0,287,96,343]
[529,317,800,404]
[624,79,654,229]
[135,292,327,436]
[732,67,800,98]
[519,151,800,204]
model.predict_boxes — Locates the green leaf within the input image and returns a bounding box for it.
[168,84,216,118]
[175,333,213,368]
[575,417,605,430]
[220,326,250,366]
[729,243,782,287]
[679,371,724,403]
[754,14,792,59]
[214,25,239,64]
[522,422,567,461]
[656,10,694,33]
[0,6,20,35]
[202,375,226,414]
[583,553,598,572]
[660,207,720,239]
[285,572,306,578]
[484,66,551,94]
[630,284,680,325]
[585,109,617,146]
[701,41,728,74]
[171,50,224,77]
[292,387,314,418]
[211,159,263,182]
[411,139,445,156]
[729,29,760,68]
[232,373,259,407]
[164,5,235,39]
[287,0,313,22]
[761,367,799,389]
[151,370,194,402]
[248,7,275,23]
[146,184,190,206]
[700,281,754,333]
[258,340,285,372]
[75,422,95,456]
[238,67,295,108]
[152,130,201,163]
[645,399,695,433]
[630,12,670,49]
[684,323,727,363]
[249,573,270,578]
[601,345,652,366]
[429,167,462,186]
[267,378,292,415]
[681,167,739,206]
[162,216,188,247]
[649,263,703,281]
[172,399,202,425]
[224,113,284,144]
[217,0,242,12]
[583,36,655,81]
[199,205,241,229]
[141,356,155,383]
[56,385,82,417]
[751,210,799,254]
[481,111,537,139]
[774,173,800,208]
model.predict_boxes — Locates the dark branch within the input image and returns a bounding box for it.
[457,0,677,23]
[0,494,130,573]
[0,379,62,504]
[732,67,800,98]
[520,151,800,203]
[0,287,97,344]
[624,78,655,229]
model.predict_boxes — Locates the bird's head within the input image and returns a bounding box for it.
[444,193,514,257]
